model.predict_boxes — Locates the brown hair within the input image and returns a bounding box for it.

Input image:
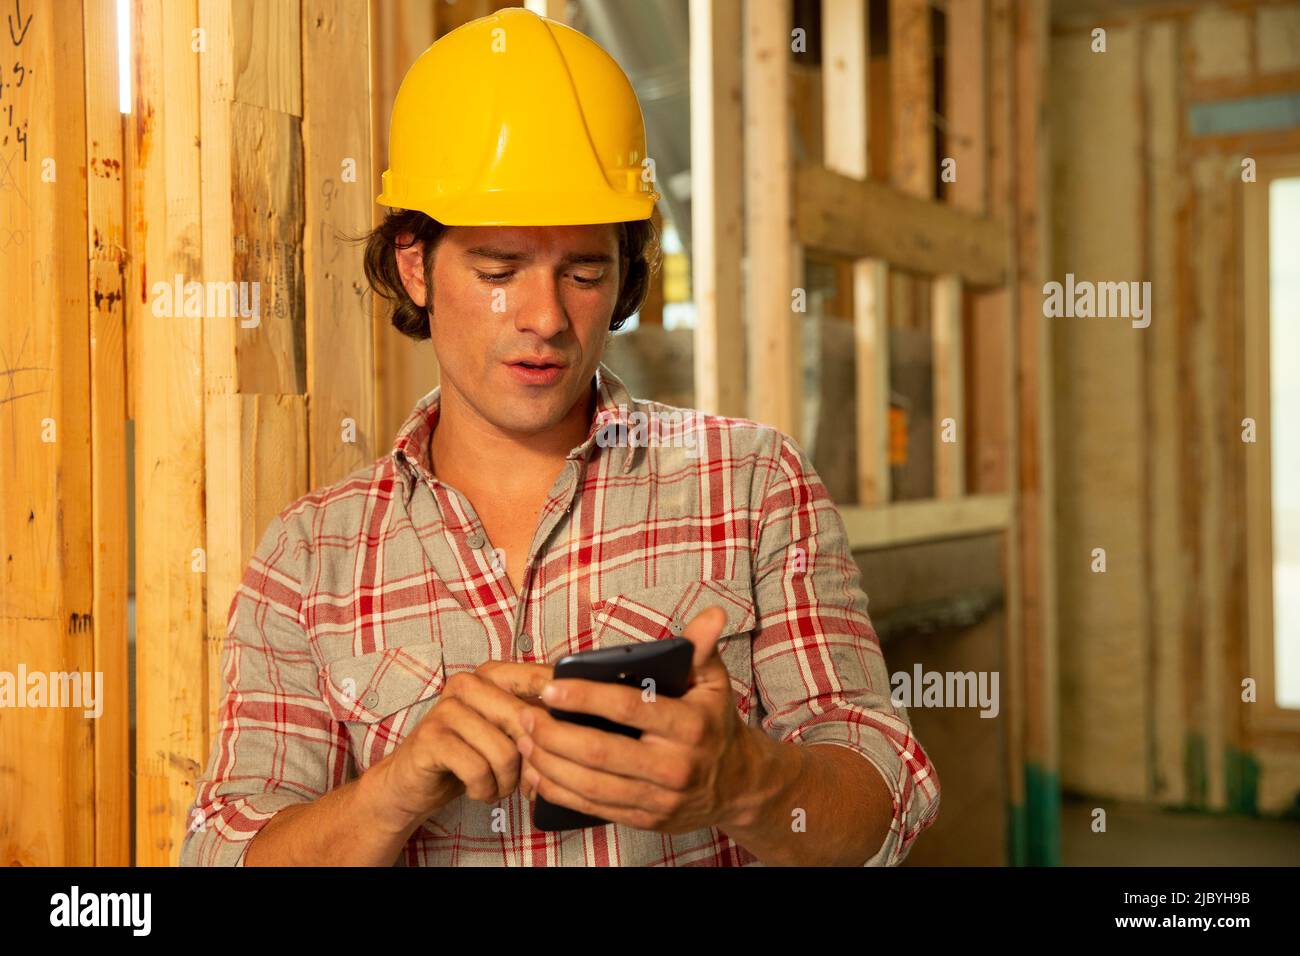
[362,209,662,340]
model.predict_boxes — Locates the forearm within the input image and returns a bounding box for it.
[244,754,445,866]
[717,726,894,866]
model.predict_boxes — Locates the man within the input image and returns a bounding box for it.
[182,7,939,867]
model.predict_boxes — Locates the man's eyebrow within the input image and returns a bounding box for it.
[464,246,615,266]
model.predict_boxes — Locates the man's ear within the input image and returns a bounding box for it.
[394,235,428,308]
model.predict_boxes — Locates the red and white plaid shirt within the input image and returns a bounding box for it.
[182,363,939,866]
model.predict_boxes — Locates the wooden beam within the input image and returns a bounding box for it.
[854,260,891,505]
[890,0,934,199]
[85,0,130,867]
[932,274,965,498]
[796,163,1010,287]
[822,0,869,179]
[745,0,802,440]
[370,0,439,447]
[841,495,1011,550]
[1014,0,1058,862]
[690,0,746,418]
[0,0,97,867]
[946,0,988,213]
[132,0,208,867]
[303,0,376,487]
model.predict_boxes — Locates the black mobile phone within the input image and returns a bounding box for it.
[532,637,694,832]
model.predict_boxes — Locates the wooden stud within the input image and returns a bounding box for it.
[690,0,746,418]
[0,0,96,867]
[303,0,376,488]
[889,0,934,200]
[84,0,130,866]
[822,0,869,180]
[854,259,891,505]
[946,0,988,214]
[131,0,208,867]
[370,0,438,447]
[745,0,802,440]
[932,273,965,498]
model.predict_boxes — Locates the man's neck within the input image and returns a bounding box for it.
[427,376,597,499]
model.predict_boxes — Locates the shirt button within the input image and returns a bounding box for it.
[362,691,380,709]
[669,619,683,636]
[467,531,485,549]
[517,633,534,654]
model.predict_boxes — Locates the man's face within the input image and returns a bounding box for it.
[399,223,622,438]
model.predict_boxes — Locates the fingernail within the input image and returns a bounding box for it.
[525,767,540,788]
[520,709,535,733]
[518,735,533,757]
[541,682,560,703]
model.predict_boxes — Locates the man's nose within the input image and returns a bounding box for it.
[512,271,571,339]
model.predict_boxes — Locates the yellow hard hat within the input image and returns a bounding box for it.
[376,7,660,226]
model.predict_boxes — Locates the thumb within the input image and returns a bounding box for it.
[682,605,729,685]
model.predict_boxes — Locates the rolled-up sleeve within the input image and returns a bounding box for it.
[181,513,349,866]
[749,430,941,866]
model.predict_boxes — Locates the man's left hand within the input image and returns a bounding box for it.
[516,605,753,833]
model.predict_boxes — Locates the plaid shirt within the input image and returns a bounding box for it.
[182,363,939,866]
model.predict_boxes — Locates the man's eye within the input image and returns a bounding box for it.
[571,272,605,286]
[476,270,513,284]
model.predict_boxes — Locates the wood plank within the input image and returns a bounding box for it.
[371,0,438,447]
[130,0,208,867]
[945,0,988,213]
[854,259,891,505]
[932,274,965,498]
[1143,18,1188,807]
[303,0,377,487]
[985,0,1022,858]
[1016,0,1059,831]
[889,0,934,198]
[84,0,130,866]
[0,0,96,867]
[796,163,1010,287]
[690,0,746,418]
[840,495,1011,550]
[822,0,869,179]
[231,0,302,115]
[745,0,802,440]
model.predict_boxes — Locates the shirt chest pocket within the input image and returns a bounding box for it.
[590,578,758,722]
[320,642,446,770]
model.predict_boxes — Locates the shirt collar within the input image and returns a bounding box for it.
[390,361,638,494]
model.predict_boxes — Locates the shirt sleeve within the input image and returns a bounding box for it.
[180,512,350,866]
[749,430,941,866]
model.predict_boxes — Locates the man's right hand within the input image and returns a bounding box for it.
[368,660,553,829]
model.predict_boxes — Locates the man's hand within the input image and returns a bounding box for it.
[370,660,552,831]
[516,606,753,833]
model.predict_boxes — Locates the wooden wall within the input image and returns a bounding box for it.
[1051,0,1300,813]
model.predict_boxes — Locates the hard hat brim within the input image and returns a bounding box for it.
[376,184,661,227]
